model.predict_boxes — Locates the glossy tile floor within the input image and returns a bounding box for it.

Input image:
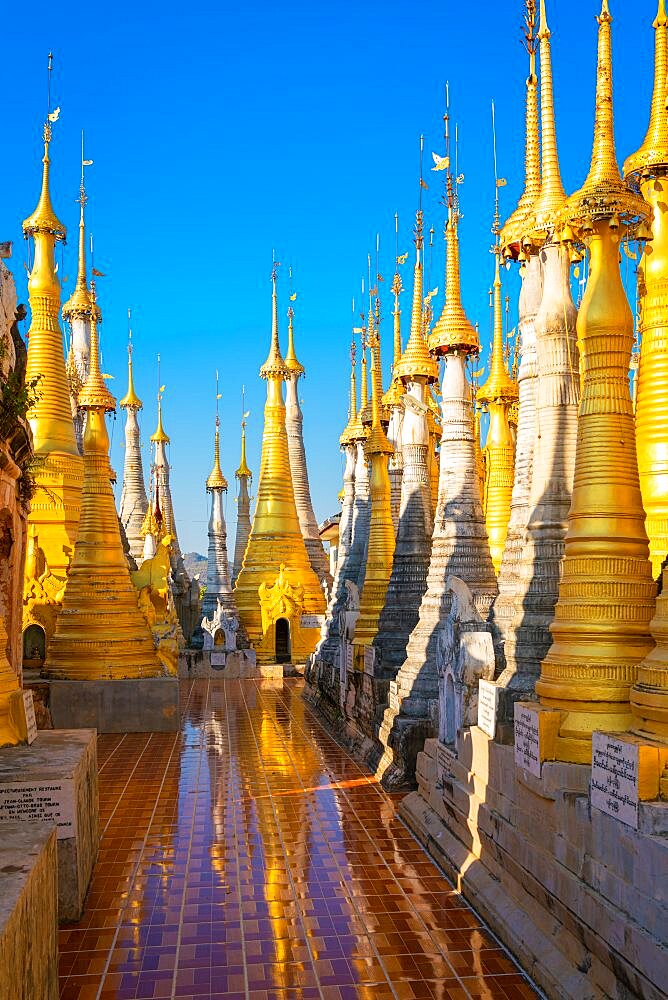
[58,679,539,1000]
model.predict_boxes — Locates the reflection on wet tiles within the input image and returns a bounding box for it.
[58,679,538,1000]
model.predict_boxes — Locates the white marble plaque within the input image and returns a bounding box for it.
[22,690,37,745]
[437,743,457,787]
[210,651,226,668]
[363,645,375,675]
[477,680,499,739]
[591,732,639,829]
[0,779,76,840]
[514,705,541,777]
[345,643,353,675]
[300,614,326,629]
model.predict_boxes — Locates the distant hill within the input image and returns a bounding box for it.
[183,551,207,580]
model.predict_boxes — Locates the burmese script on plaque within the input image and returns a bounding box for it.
[591,732,639,829]
[514,705,542,777]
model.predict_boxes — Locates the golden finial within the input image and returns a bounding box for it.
[150,356,170,443]
[206,371,228,492]
[565,0,647,229]
[119,313,143,409]
[23,55,66,239]
[77,283,115,412]
[624,0,668,178]
[502,2,541,251]
[63,132,94,321]
[430,86,479,356]
[284,268,305,375]
[260,253,289,379]
[523,0,568,239]
[394,145,439,383]
[235,385,252,479]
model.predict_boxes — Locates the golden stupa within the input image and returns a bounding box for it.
[477,247,518,574]
[624,0,668,578]
[624,0,668,739]
[233,265,325,664]
[535,0,656,761]
[22,119,83,647]
[43,290,164,680]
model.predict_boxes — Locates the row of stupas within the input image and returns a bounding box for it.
[307,0,668,788]
[16,99,333,680]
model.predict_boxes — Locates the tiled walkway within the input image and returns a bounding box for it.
[58,679,538,1000]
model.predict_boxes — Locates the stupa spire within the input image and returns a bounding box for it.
[502,2,541,250]
[624,0,668,178]
[528,0,567,234]
[353,263,394,652]
[232,389,252,581]
[478,139,519,574]
[44,284,163,680]
[200,376,238,630]
[119,323,149,564]
[63,134,93,323]
[283,283,331,583]
[22,70,83,644]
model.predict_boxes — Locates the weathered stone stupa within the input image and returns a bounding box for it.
[118,332,149,564]
[491,4,543,656]
[234,265,326,664]
[376,170,497,789]
[498,0,580,707]
[351,295,395,659]
[309,339,359,683]
[374,207,438,675]
[150,392,192,638]
[201,409,236,622]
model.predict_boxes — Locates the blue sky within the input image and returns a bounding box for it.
[1,0,658,554]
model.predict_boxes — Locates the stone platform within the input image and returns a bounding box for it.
[40,677,180,733]
[0,823,58,999]
[181,649,301,680]
[0,729,99,922]
[400,730,668,1000]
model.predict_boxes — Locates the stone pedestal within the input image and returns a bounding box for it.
[0,823,58,999]
[45,678,179,733]
[0,730,98,921]
[400,727,668,1000]
[180,648,283,679]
